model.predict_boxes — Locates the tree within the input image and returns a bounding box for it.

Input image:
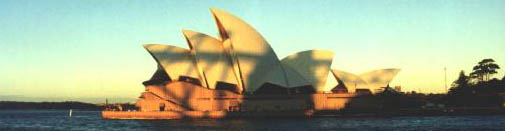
[470,59,500,82]
[449,70,470,95]
[451,70,470,89]
[447,70,473,106]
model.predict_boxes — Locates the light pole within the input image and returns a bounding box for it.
[444,67,448,94]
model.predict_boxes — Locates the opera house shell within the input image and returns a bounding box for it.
[103,8,401,118]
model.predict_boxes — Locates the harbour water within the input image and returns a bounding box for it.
[1,110,505,131]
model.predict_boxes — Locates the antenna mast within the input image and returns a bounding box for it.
[444,67,448,94]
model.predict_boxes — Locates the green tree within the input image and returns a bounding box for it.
[470,59,500,82]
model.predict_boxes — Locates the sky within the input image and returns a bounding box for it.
[1,0,504,103]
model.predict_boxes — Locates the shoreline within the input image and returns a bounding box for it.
[0,101,105,111]
[3,101,505,118]
[102,107,505,119]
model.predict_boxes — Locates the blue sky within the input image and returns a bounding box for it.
[1,0,504,102]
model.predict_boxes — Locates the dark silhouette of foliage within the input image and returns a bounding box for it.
[448,71,472,104]
[446,59,504,107]
[451,71,470,89]
[470,58,500,82]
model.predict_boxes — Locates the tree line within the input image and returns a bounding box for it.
[447,58,505,107]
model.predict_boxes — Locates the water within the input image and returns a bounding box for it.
[1,110,505,131]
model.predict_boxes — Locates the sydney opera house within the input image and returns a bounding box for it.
[103,8,400,119]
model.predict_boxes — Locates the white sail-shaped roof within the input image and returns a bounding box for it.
[330,69,369,93]
[261,64,311,88]
[211,8,288,92]
[324,72,339,93]
[222,39,245,93]
[281,50,334,92]
[143,44,202,83]
[359,68,401,93]
[182,30,240,91]
[283,65,311,88]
